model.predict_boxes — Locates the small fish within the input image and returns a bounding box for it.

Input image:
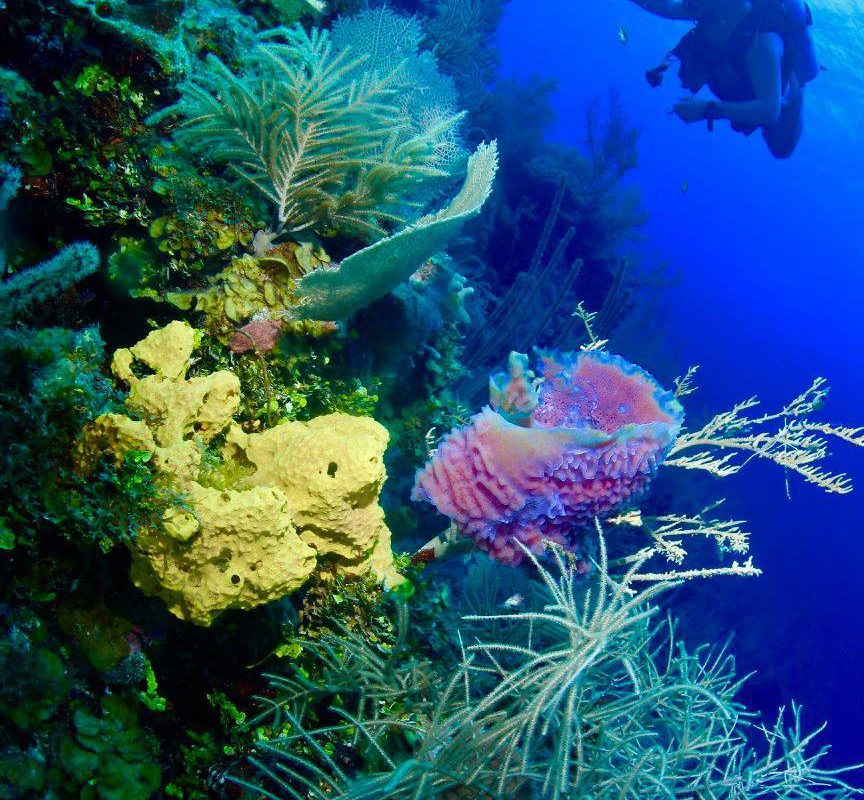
[503,593,525,609]
[681,179,689,194]
[616,21,630,46]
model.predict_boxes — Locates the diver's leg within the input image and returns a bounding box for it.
[762,74,804,158]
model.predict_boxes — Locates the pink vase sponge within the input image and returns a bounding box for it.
[412,350,684,565]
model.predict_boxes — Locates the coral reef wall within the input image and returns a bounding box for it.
[1,1,862,797]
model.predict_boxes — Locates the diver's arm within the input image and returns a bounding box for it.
[672,33,784,126]
[628,0,695,20]
[716,33,784,125]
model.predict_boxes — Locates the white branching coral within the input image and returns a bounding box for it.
[649,508,751,559]
[600,374,864,584]
[666,377,864,494]
[673,364,700,398]
[606,375,864,582]
[572,301,609,352]
[610,503,757,583]
[627,558,761,583]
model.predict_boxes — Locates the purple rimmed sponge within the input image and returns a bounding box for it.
[412,350,684,565]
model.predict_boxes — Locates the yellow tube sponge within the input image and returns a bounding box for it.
[111,320,242,450]
[130,484,316,626]
[79,322,399,625]
[224,415,402,586]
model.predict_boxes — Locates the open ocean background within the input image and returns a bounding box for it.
[496,0,864,771]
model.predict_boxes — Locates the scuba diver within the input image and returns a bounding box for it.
[631,0,820,158]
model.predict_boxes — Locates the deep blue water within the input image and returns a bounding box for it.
[497,0,864,770]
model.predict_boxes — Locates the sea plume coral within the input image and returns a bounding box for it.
[157,22,462,239]
[235,528,862,800]
[412,350,683,564]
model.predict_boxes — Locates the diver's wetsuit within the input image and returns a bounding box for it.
[670,0,813,155]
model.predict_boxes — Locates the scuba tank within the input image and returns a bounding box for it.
[782,0,820,84]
